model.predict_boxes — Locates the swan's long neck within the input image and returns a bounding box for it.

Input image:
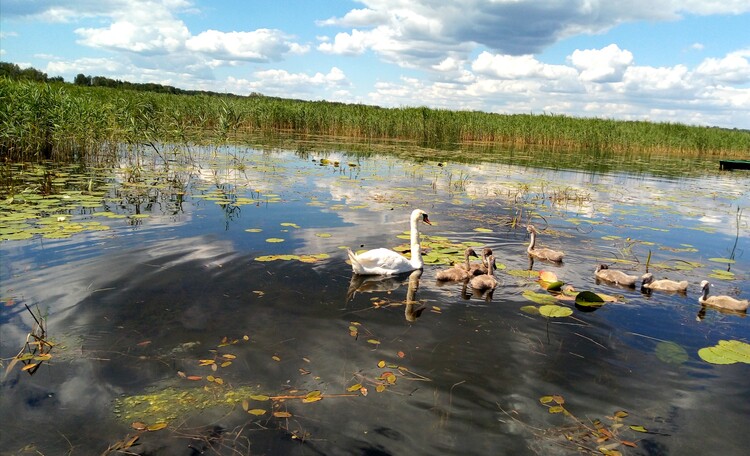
[527,231,536,253]
[463,251,472,268]
[700,284,710,303]
[410,215,423,268]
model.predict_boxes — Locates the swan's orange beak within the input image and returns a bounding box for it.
[422,214,431,225]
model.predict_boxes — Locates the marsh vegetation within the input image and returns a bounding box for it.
[2,77,750,164]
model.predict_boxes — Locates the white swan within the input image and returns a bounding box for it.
[347,209,431,276]
[527,225,564,263]
[699,280,749,312]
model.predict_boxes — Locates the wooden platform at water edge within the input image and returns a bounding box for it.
[719,160,750,170]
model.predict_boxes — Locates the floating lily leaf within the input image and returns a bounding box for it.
[520,305,540,315]
[698,340,750,365]
[507,269,540,278]
[539,271,558,282]
[147,422,168,431]
[245,228,262,233]
[540,280,565,291]
[315,232,332,238]
[473,227,493,232]
[708,258,735,264]
[655,341,689,365]
[265,238,285,243]
[539,305,573,318]
[708,269,735,280]
[522,290,557,305]
[248,409,267,416]
[575,291,605,307]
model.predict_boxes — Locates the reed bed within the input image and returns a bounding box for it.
[1,78,749,162]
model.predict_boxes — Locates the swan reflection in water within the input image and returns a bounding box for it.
[346,269,425,322]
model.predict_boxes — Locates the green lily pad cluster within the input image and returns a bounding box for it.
[255,253,330,263]
[394,233,504,268]
[0,194,113,241]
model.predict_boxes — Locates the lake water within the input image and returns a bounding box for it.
[1,144,749,455]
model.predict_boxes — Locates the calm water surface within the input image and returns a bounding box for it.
[1,146,749,455]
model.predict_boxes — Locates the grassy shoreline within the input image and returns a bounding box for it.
[1,78,749,162]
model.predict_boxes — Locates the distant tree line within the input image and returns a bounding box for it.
[0,61,263,98]
[0,61,64,83]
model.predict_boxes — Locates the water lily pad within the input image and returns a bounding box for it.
[708,269,735,280]
[708,258,735,264]
[265,238,285,243]
[698,340,750,365]
[655,341,688,365]
[520,305,540,315]
[522,290,557,305]
[507,269,540,278]
[575,291,605,307]
[539,304,573,318]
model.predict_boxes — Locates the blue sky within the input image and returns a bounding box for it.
[2,0,749,129]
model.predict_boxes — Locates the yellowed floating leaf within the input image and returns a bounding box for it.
[248,409,267,416]
[222,354,236,359]
[198,359,215,366]
[250,394,270,401]
[147,422,168,431]
[242,399,249,411]
[272,355,281,362]
[367,339,380,345]
[21,363,38,371]
[220,361,232,368]
[206,375,215,382]
[376,384,386,393]
[377,360,386,368]
[347,383,363,392]
[214,377,224,385]
[273,411,292,418]
[539,271,558,282]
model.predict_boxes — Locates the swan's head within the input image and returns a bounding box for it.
[465,247,479,258]
[700,280,710,290]
[641,272,654,284]
[412,209,431,225]
[526,224,537,234]
[481,247,493,258]
[596,264,609,272]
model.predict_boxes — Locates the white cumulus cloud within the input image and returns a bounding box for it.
[570,44,634,82]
